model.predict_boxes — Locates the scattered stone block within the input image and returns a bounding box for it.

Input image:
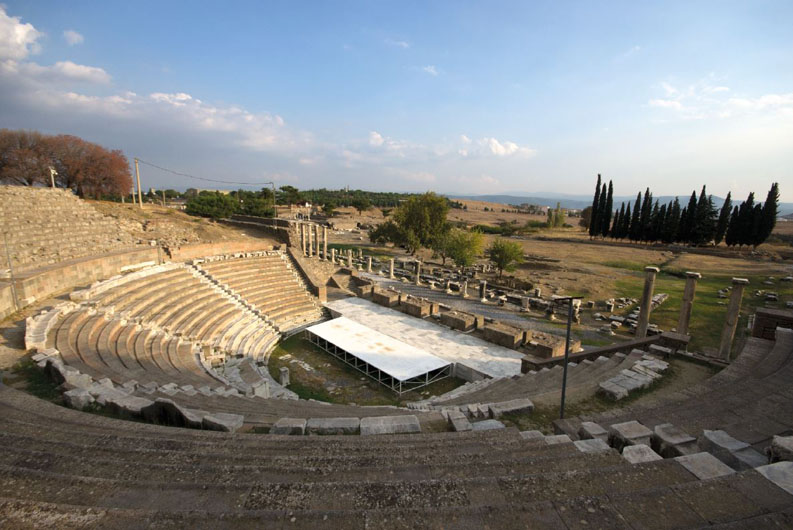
[440,311,476,332]
[545,434,572,445]
[520,430,544,441]
[648,344,673,357]
[470,420,505,431]
[698,429,757,469]
[574,438,611,454]
[651,423,698,457]
[488,398,534,418]
[271,418,307,435]
[622,444,663,464]
[608,421,653,451]
[203,413,244,433]
[578,421,608,442]
[597,381,629,400]
[675,452,735,480]
[63,388,94,410]
[360,415,421,436]
[105,395,153,417]
[306,417,360,435]
[755,461,793,495]
[141,398,206,429]
[447,410,472,432]
[767,435,793,463]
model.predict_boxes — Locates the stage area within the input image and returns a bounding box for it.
[305,317,452,394]
[325,297,524,378]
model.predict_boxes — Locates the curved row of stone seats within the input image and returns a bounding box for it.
[582,327,793,450]
[1,384,792,527]
[0,186,139,269]
[48,306,225,390]
[84,264,278,360]
[197,253,324,332]
[414,349,653,410]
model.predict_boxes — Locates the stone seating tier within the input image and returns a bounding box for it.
[0,384,791,527]
[0,186,139,269]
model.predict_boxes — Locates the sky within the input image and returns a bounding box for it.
[1,1,791,200]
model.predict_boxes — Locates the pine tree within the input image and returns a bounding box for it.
[629,193,642,241]
[725,205,740,246]
[601,181,613,237]
[589,174,601,238]
[714,192,732,245]
[758,182,779,245]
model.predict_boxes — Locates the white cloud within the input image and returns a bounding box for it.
[422,65,438,76]
[368,131,384,146]
[51,60,110,83]
[63,29,84,46]
[385,38,409,49]
[1,58,111,84]
[460,134,471,144]
[0,6,42,59]
[727,93,793,110]
[649,98,683,110]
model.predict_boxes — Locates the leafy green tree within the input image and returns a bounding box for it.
[185,192,238,219]
[351,196,372,215]
[488,238,524,278]
[579,206,592,229]
[277,185,302,205]
[447,229,484,268]
[322,201,337,217]
[372,192,448,254]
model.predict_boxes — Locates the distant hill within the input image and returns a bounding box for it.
[448,193,793,217]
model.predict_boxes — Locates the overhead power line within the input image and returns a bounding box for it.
[135,158,273,186]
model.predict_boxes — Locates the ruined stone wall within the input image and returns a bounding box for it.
[752,308,793,340]
[0,282,16,321]
[166,239,278,261]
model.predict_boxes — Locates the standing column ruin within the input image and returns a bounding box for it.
[323,226,328,261]
[461,280,468,298]
[479,280,487,302]
[314,225,320,256]
[307,225,313,257]
[367,256,372,273]
[347,249,353,267]
[415,261,421,285]
[389,259,395,279]
[636,266,660,338]
[719,278,749,361]
[331,248,336,264]
[677,271,701,335]
[300,223,306,256]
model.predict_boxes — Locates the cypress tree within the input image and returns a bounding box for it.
[589,174,601,238]
[610,207,621,238]
[751,203,764,247]
[615,203,626,239]
[629,193,642,241]
[714,192,731,245]
[725,205,740,246]
[596,183,607,238]
[665,198,681,243]
[639,188,652,242]
[680,191,698,243]
[620,203,631,240]
[601,181,614,237]
[758,182,779,244]
[652,202,665,243]
[737,192,755,247]
[692,185,716,245]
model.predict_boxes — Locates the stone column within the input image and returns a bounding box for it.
[300,223,306,256]
[347,249,353,267]
[719,278,749,361]
[331,248,336,264]
[461,280,468,298]
[677,271,701,335]
[389,259,395,279]
[636,266,660,338]
[306,225,313,257]
[279,367,290,387]
[479,280,487,302]
[367,256,372,273]
[323,226,328,261]
[445,279,452,294]
[415,261,421,285]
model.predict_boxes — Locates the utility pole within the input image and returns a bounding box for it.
[134,158,143,208]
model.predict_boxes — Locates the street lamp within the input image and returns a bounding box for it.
[554,295,583,420]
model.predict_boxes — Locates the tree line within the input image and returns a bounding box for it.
[0,129,132,199]
[587,174,780,248]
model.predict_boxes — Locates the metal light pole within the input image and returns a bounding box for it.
[556,295,582,420]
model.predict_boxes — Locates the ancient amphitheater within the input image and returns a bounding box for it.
[1,185,793,528]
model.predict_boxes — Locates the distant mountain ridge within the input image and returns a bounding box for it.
[448,193,793,217]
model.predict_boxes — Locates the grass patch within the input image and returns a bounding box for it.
[602,260,647,272]
[11,358,62,403]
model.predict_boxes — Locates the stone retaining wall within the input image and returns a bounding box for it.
[166,239,277,262]
[752,308,793,340]
[0,282,17,320]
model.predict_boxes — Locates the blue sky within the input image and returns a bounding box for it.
[1,1,791,200]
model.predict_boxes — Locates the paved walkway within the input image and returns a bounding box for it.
[324,297,523,378]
